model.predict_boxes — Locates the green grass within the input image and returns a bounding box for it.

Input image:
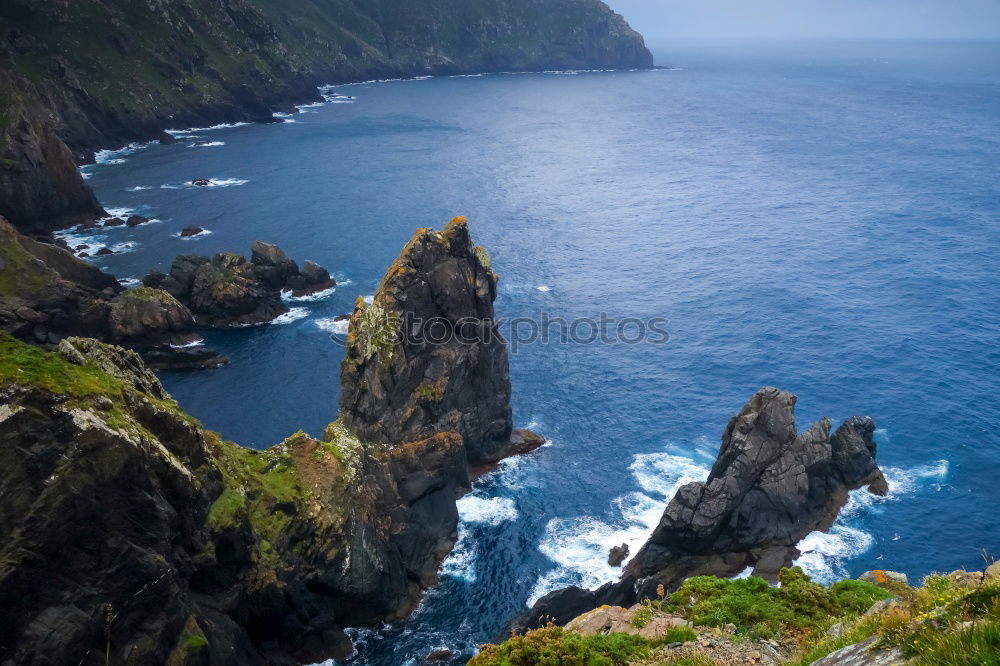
[661,568,891,640]
[0,332,125,399]
[0,239,56,298]
[470,626,650,666]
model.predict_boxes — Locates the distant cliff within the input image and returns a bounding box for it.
[0,0,652,231]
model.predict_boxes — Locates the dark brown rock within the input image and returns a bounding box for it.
[191,178,212,187]
[251,240,299,288]
[95,247,114,255]
[125,214,151,227]
[180,225,205,237]
[609,543,630,567]
[103,217,125,227]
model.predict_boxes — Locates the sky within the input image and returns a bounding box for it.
[607,0,1000,45]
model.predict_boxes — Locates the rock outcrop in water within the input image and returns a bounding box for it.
[0,0,651,232]
[0,216,226,369]
[143,241,335,327]
[339,216,543,465]
[515,387,888,630]
[0,220,541,664]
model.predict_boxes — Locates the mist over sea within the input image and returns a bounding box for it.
[81,41,1000,664]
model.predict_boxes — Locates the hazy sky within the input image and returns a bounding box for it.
[608,0,1000,45]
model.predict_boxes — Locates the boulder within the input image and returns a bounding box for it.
[282,258,336,297]
[251,240,299,288]
[609,543,630,567]
[517,388,888,628]
[103,217,125,227]
[191,178,211,187]
[188,252,288,326]
[180,225,204,237]
[106,287,195,343]
[125,215,151,227]
[810,636,904,666]
[95,247,114,255]
[860,570,909,587]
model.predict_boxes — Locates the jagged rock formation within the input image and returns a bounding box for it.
[0,0,652,232]
[0,216,227,369]
[339,216,542,465]
[143,241,335,327]
[0,333,471,664]
[516,387,888,630]
[0,224,541,663]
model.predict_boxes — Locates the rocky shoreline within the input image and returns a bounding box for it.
[0,218,542,664]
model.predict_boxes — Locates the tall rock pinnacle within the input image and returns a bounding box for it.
[339,216,538,465]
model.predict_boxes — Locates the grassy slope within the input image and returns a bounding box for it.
[471,568,1000,666]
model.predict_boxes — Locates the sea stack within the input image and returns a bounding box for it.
[516,387,888,630]
[339,216,543,465]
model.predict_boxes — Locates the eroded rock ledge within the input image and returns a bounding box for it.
[515,387,888,631]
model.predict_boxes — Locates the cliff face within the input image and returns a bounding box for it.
[0,219,539,664]
[0,0,652,231]
[516,388,888,631]
[0,334,465,664]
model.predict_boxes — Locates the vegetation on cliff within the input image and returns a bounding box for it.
[475,565,1000,666]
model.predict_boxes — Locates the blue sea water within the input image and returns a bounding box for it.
[78,41,1000,664]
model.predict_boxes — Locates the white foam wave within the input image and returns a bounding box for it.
[440,523,477,582]
[315,317,350,335]
[528,450,711,605]
[126,186,152,191]
[457,495,519,526]
[281,286,336,303]
[104,207,136,219]
[188,141,225,148]
[118,277,143,288]
[536,285,552,292]
[165,122,249,135]
[201,178,248,187]
[363,294,374,305]
[170,339,206,349]
[793,458,950,583]
[269,307,309,325]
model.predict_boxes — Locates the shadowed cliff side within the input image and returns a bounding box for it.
[0,0,652,231]
[515,387,889,631]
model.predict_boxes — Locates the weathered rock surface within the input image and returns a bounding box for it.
[0,335,468,664]
[339,217,538,465]
[609,543,630,567]
[809,636,904,666]
[143,241,335,327]
[515,387,888,631]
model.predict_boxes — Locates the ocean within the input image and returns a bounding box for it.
[75,40,1000,664]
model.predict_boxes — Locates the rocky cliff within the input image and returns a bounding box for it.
[0,219,540,664]
[0,0,652,231]
[516,387,889,630]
